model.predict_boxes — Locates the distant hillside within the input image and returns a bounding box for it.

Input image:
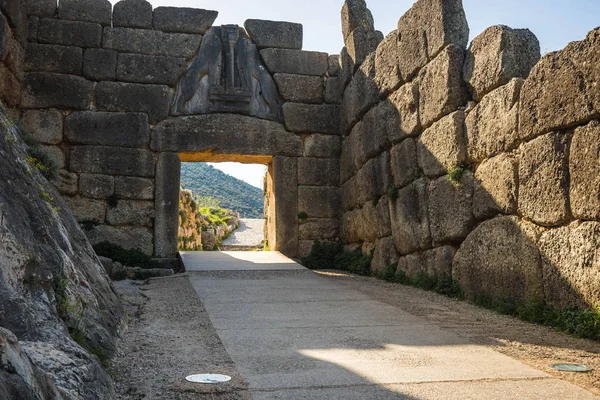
[180,163,264,218]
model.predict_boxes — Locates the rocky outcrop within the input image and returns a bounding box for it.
[0,104,123,399]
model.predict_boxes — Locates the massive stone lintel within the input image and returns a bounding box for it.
[172,25,283,122]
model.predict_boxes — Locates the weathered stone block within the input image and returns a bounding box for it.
[298,158,339,186]
[26,0,57,17]
[341,175,359,211]
[39,144,65,168]
[428,172,474,244]
[464,25,540,101]
[340,53,379,135]
[95,81,172,123]
[260,48,328,76]
[116,53,186,85]
[21,110,62,144]
[299,219,339,241]
[83,48,117,81]
[151,115,301,156]
[355,152,391,205]
[397,0,469,81]
[417,111,466,178]
[103,27,203,58]
[70,146,155,177]
[465,78,523,162]
[324,77,343,104]
[341,0,374,40]
[388,82,420,142]
[303,134,341,158]
[273,74,323,104]
[283,103,339,135]
[86,225,153,255]
[38,18,102,47]
[389,178,431,255]
[340,126,361,183]
[328,54,340,77]
[539,222,600,309]
[24,43,82,75]
[79,173,114,199]
[0,12,10,60]
[453,216,544,303]
[114,176,154,200]
[345,27,382,67]
[359,197,392,241]
[58,0,111,25]
[570,121,600,221]
[339,47,354,87]
[21,72,92,109]
[298,186,340,219]
[0,64,20,107]
[63,195,106,222]
[340,209,360,243]
[374,30,402,95]
[371,236,399,273]
[519,132,571,227]
[359,101,396,161]
[152,7,217,34]
[418,45,469,128]
[154,152,179,258]
[51,169,78,195]
[113,0,152,29]
[66,111,149,148]
[4,37,23,80]
[272,156,299,257]
[519,28,600,140]
[390,138,419,188]
[473,153,518,219]
[106,200,154,226]
[28,16,39,42]
[244,19,302,50]
[421,246,456,277]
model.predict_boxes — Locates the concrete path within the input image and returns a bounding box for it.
[185,252,598,399]
[180,251,305,271]
[222,218,265,249]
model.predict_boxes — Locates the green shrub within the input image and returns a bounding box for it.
[447,162,470,185]
[93,241,159,269]
[301,241,373,276]
[297,211,309,222]
[26,146,58,179]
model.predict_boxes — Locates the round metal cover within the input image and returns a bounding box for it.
[550,364,593,372]
[185,374,232,384]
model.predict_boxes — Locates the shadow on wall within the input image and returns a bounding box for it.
[336,0,600,313]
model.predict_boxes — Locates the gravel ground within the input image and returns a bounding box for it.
[315,270,600,396]
[222,219,264,248]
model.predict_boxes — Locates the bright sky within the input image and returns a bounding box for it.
[109,0,600,188]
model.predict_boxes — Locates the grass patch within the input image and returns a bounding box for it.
[447,162,470,185]
[200,207,233,226]
[93,241,159,269]
[26,146,58,180]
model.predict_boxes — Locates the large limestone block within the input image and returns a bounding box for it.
[83,48,117,81]
[95,81,172,123]
[340,124,362,183]
[114,176,154,200]
[570,120,600,221]
[374,30,402,95]
[116,53,186,85]
[79,173,114,199]
[465,78,523,162]
[428,172,474,245]
[274,74,323,104]
[103,27,203,58]
[299,219,339,241]
[341,0,374,40]
[151,114,302,156]
[113,0,152,29]
[359,197,392,241]
[355,152,391,206]
[63,195,107,222]
[464,25,539,101]
[539,222,600,309]
[66,111,149,148]
[260,49,328,76]
[389,178,431,255]
[38,18,102,47]
[22,110,62,144]
[21,72,93,109]
[340,54,379,135]
[303,134,341,158]
[328,54,340,77]
[154,152,179,258]
[453,216,544,303]
[339,47,355,87]
[298,186,340,219]
[371,236,399,273]
[397,0,469,81]
[519,132,571,227]
[244,19,302,50]
[272,156,299,257]
[0,12,8,61]
[40,144,65,169]
[417,111,466,178]
[341,175,359,211]
[397,246,456,278]
[0,64,20,107]
[86,224,153,255]
[24,43,82,75]
[418,45,469,128]
[388,82,420,142]
[70,146,155,177]
[473,153,518,219]
[340,209,361,243]
[298,158,339,186]
[58,0,112,25]
[359,101,396,160]
[519,28,600,140]
[152,7,217,34]
[390,138,419,188]
[106,200,155,226]
[51,169,78,195]
[26,0,57,17]
[345,27,382,67]
[324,76,343,104]
[283,103,339,135]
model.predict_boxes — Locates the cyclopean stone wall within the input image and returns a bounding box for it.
[0,0,26,114]
[339,0,600,310]
[18,0,342,263]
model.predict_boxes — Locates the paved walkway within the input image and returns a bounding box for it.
[222,218,265,249]
[184,252,598,399]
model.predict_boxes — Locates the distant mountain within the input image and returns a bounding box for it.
[180,163,264,218]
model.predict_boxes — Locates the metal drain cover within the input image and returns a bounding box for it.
[550,364,593,372]
[185,374,232,384]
